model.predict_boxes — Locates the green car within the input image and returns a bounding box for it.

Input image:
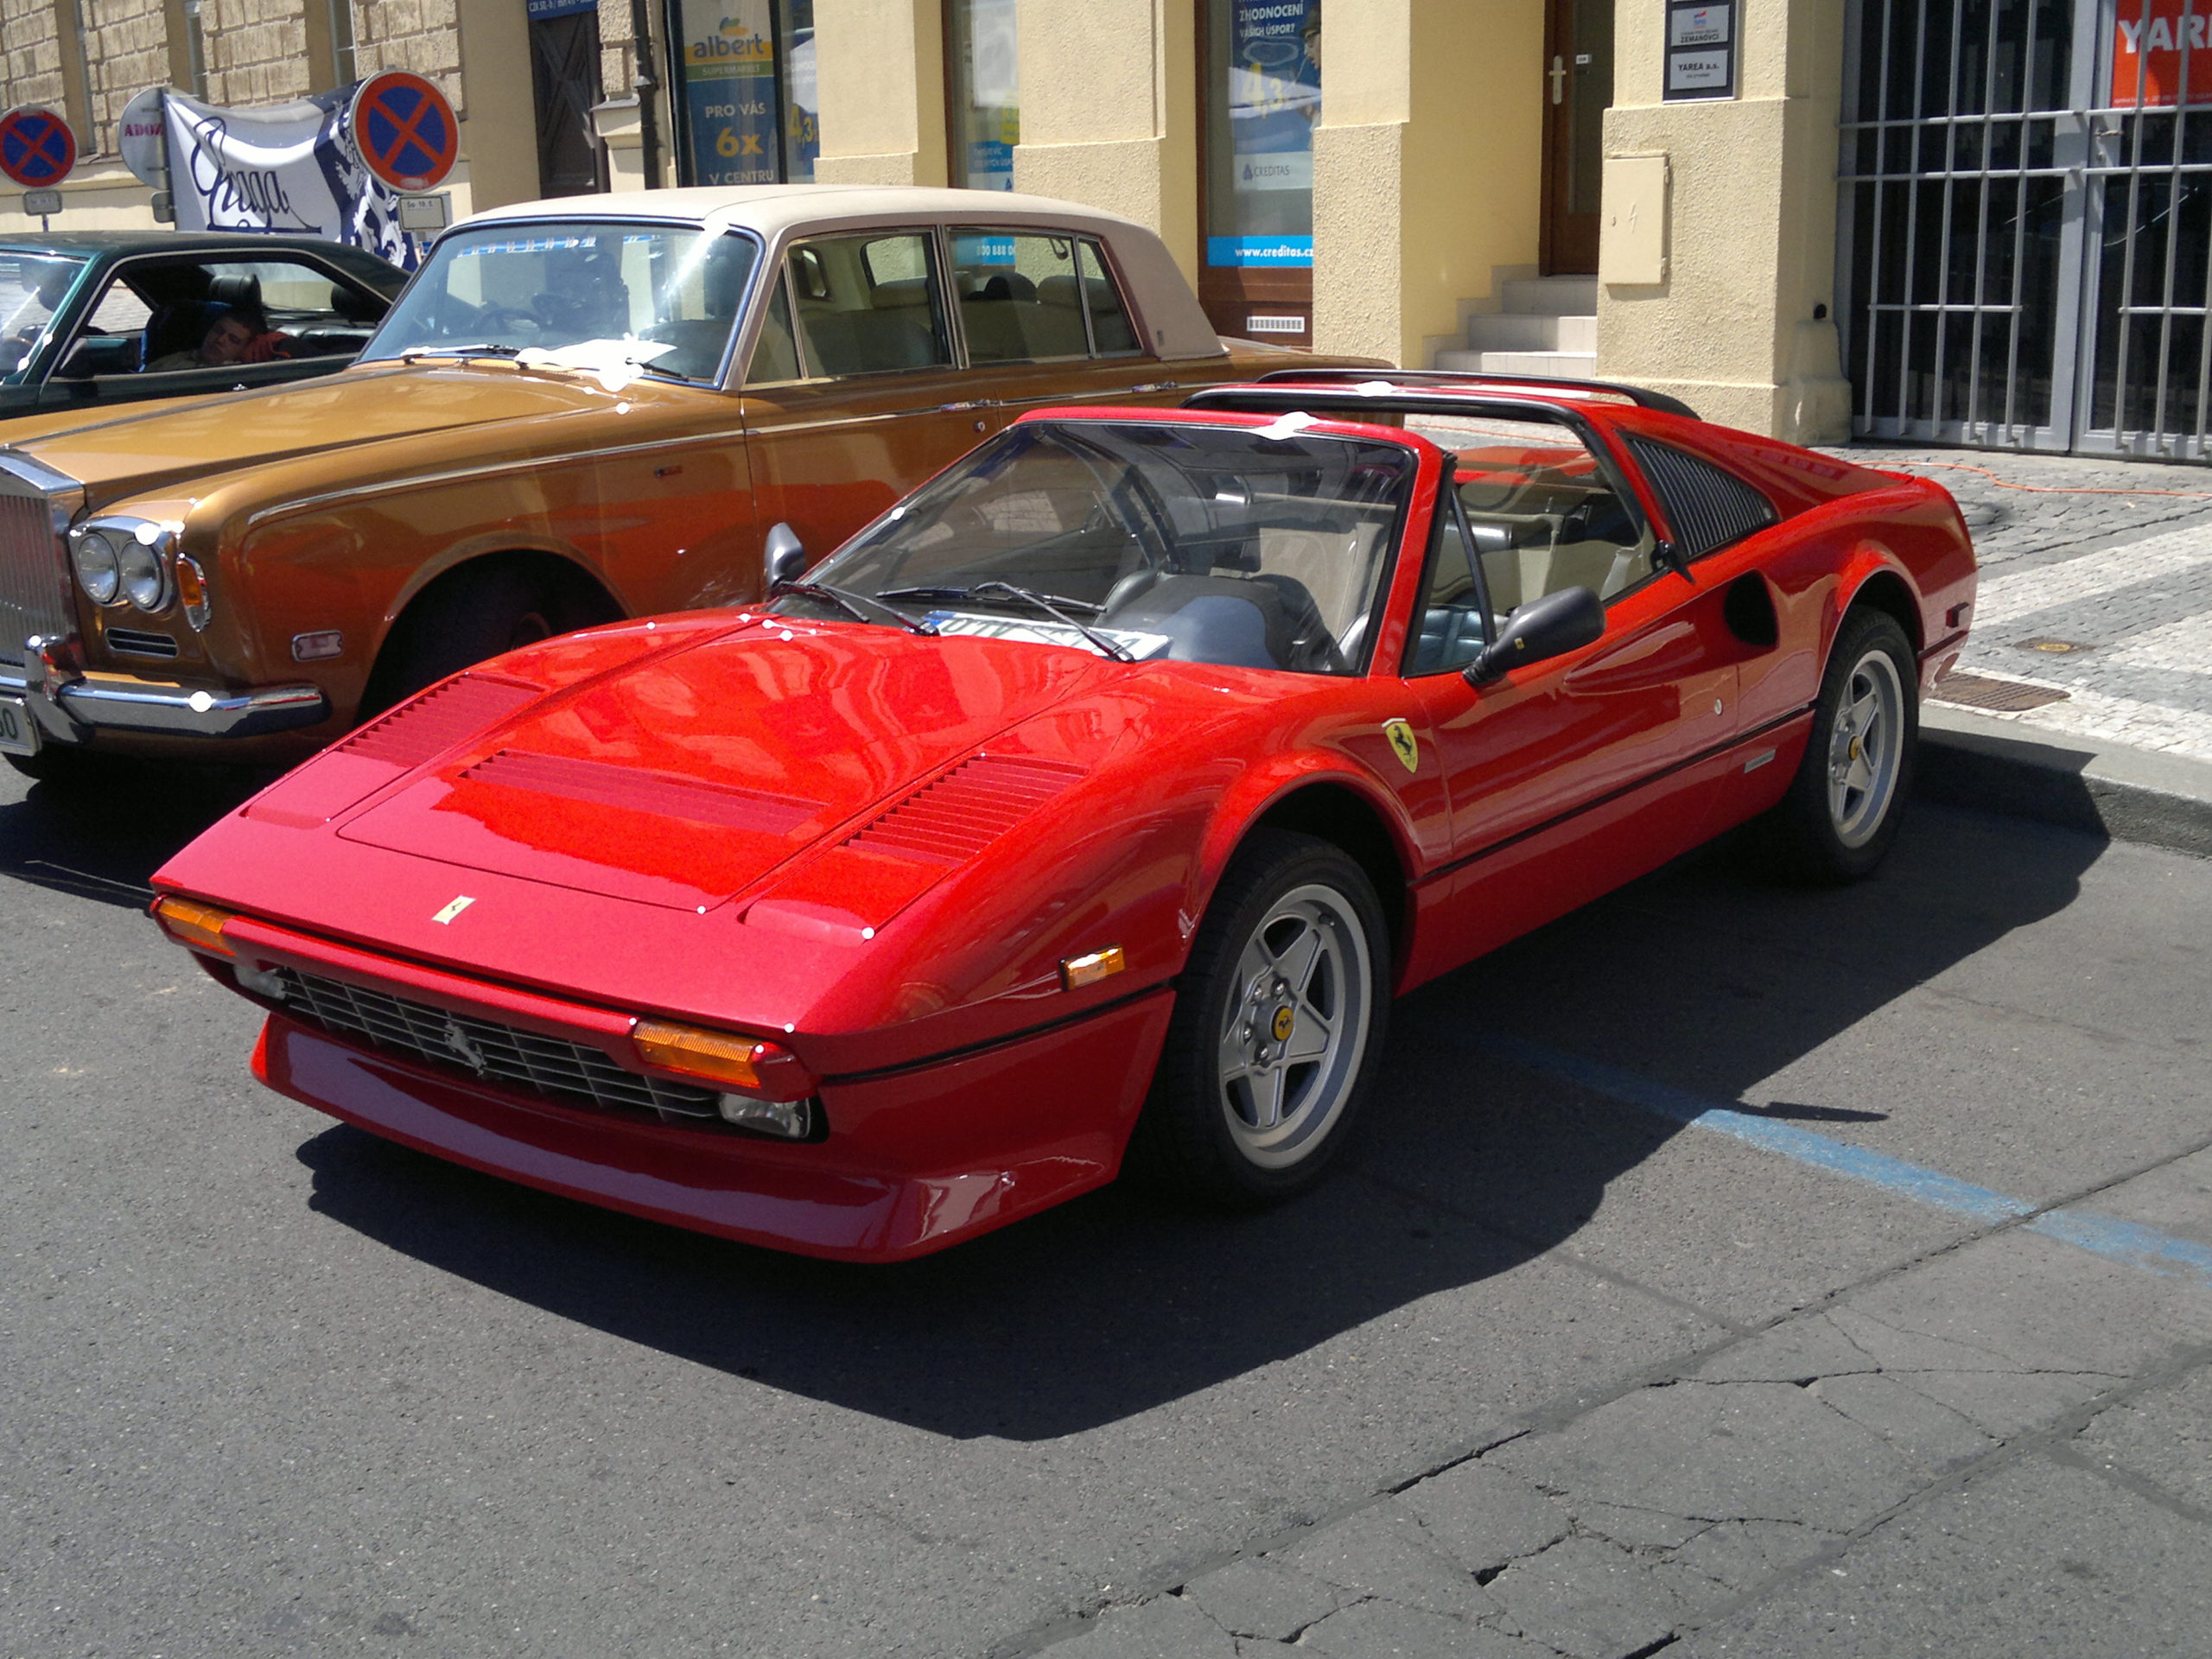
[0,231,408,423]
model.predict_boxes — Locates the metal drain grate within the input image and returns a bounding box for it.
[1929,671,2071,714]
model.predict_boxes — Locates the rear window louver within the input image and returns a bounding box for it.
[1624,435,1780,559]
[846,754,1086,866]
[340,675,540,768]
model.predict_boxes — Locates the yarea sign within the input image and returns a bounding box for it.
[2113,0,2212,106]
[162,87,422,267]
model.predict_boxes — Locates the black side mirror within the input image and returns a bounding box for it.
[1465,585,1605,685]
[763,521,805,588]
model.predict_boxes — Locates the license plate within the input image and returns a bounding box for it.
[0,695,39,758]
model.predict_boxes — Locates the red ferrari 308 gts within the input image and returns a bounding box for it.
[152,372,1977,1261]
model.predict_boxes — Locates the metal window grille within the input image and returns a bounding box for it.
[1841,0,2212,460]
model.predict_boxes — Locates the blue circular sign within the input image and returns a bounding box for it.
[349,73,457,192]
[0,105,77,188]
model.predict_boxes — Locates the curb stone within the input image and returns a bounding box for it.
[1916,703,2212,859]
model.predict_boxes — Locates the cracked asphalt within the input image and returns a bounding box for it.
[3,758,2209,1658]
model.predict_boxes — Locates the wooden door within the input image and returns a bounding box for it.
[1542,0,1613,275]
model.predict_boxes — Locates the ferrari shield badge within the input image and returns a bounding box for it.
[1382,719,1420,774]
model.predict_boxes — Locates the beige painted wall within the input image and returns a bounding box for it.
[1012,0,1198,283]
[814,0,948,187]
[1599,0,1851,440]
[1312,0,1544,369]
[454,0,538,210]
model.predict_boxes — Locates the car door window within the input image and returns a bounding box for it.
[1408,414,1655,618]
[1,251,85,379]
[785,231,954,377]
[54,278,153,378]
[947,231,1142,365]
[1405,488,1492,676]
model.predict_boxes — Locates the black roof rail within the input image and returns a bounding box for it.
[1242,367,1701,422]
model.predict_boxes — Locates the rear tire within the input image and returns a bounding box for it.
[1131,830,1389,1206]
[361,561,582,718]
[1767,607,1917,883]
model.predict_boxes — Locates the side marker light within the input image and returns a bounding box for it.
[1060,945,1126,991]
[152,894,238,957]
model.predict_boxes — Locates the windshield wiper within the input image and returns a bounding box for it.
[880,582,1135,663]
[393,342,523,364]
[770,578,939,637]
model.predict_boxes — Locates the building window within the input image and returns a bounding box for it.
[1197,0,1320,343]
[947,0,1018,191]
[1202,0,1320,271]
[664,0,817,186]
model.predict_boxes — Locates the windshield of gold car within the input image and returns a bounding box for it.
[773,419,1415,675]
[1,252,86,381]
[359,224,760,383]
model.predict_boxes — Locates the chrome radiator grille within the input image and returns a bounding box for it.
[273,965,724,1122]
[0,474,68,669]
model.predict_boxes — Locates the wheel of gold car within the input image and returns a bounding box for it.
[361,558,609,719]
[1134,829,1389,1205]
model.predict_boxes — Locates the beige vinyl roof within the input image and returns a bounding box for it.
[455,185,1226,362]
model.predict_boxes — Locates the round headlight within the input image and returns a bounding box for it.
[118,535,168,612]
[73,530,121,605]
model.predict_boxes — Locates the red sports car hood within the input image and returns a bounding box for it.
[321,618,1119,912]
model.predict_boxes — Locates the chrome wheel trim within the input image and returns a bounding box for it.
[1214,881,1373,1170]
[1826,645,1906,849]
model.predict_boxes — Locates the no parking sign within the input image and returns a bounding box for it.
[347,72,457,193]
[0,105,77,189]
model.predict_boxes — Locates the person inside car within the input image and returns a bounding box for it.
[147,305,291,371]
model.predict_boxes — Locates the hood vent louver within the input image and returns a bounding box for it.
[340,675,542,769]
[846,753,1086,866]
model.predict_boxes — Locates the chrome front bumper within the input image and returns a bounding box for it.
[2,659,329,741]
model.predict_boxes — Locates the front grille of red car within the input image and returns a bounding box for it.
[270,965,723,1123]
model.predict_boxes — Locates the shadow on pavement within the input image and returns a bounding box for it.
[0,762,266,908]
[294,801,2109,1439]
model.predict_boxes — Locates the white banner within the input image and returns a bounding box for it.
[162,86,420,267]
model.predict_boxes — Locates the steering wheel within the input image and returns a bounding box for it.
[471,305,540,338]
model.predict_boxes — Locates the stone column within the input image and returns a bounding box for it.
[813,0,949,187]
[1011,0,1198,282]
[1599,0,1852,441]
[1311,0,1546,369]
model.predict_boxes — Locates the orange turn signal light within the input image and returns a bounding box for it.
[632,1019,816,1102]
[151,894,238,957]
[1059,944,1126,991]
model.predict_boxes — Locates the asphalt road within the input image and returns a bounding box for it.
[2,760,2208,1658]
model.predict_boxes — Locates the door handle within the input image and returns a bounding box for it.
[1550,55,1567,105]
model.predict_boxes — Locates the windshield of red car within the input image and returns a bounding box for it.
[359,223,760,383]
[0,251,86,382]
[779,418,1417,676]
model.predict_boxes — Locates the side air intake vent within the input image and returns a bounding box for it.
[847,754,1086,866]
[1624,436,1780,559]
[341,675,540,768]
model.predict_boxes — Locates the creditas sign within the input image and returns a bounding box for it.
[2113,0,2212,105]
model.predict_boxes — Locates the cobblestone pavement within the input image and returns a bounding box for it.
[1835,445,2212,764]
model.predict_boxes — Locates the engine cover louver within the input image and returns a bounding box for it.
[341,675,541,768]
[845,754,1086,866]
[1624,435,1781,560]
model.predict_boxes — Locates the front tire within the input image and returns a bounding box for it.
[1133,830,1389,1205]
[361,561,569,718]
[1769,607,1917,882]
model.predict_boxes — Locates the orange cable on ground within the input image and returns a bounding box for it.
[1885,459,2212,499]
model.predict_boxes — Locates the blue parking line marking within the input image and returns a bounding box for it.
[1476,1033,2212,1294]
